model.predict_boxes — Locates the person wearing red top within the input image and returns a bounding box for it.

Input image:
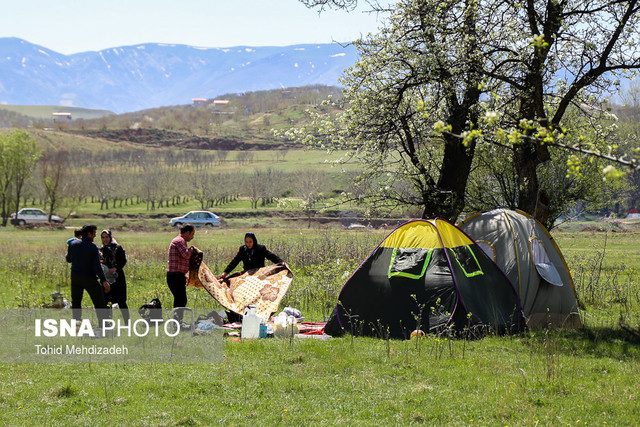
[167,224,195,322]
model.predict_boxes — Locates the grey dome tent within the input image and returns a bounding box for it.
[459,209,581,329]
[325,219,524,339]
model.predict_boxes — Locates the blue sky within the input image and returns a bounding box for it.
[0,0,386,55]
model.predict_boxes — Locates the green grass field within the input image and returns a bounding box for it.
[1,226,639,425]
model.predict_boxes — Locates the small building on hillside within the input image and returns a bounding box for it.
[212,99,232,115]
[52,112,72,121]
[192,98,207,106]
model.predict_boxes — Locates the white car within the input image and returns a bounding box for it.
[10,208,62,225]
[169,211,221,227]
[347,223,366,229]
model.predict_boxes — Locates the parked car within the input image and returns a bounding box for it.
[169,211,221,227]
[347,223,367,230]
[10,208,62,225]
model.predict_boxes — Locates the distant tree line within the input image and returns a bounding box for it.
[0,143,353,224]
[0,110,35,128]
[1,125,639,227]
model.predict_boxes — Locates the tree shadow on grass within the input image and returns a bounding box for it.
[522,325,640,359]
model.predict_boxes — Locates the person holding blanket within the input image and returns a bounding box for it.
[167,224,196,324]
[221,232,283,278]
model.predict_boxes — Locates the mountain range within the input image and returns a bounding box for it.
[0,37,358,114]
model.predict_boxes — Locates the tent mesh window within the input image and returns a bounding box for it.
[449,245,484,278]
[388,248,433,279]
[529,238,564,286]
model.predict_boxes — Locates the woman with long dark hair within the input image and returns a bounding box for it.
[221,232,283,278]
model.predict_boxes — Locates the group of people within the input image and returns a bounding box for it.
[66,224,128,327]
[66,223,283,328]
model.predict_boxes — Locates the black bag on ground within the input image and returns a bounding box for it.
[138,298,163,322]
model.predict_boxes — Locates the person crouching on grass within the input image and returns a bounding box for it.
[167,224,196,326]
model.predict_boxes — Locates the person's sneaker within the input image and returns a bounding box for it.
[180,322,192,331]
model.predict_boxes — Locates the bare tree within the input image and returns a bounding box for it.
[191,172,217,210]
[296,169,328,227]
[88,157,114,210]
[39,151,71,222]
[260,168,284,206]
[235,151,254,165]
[216,150,229,165]
[245,171,263,209]
[275,149,289,162]
[139,163,163,210]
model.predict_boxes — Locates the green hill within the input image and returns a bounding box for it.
[2,86,342,150]
[63,85,343,147]
[0,105,114,122]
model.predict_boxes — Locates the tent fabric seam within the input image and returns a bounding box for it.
[433,218,465,330]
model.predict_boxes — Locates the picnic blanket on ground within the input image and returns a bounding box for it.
[187,248,293,320]
[223,322,327,338]
[298,322,326,335]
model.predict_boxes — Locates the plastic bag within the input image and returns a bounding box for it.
[282,306,302,318]
[273,312,299,337]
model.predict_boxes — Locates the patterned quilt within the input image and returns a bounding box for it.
[187,248,293,320]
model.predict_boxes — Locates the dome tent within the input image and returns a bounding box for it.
[459,209,581,329]
[325,219,524,339]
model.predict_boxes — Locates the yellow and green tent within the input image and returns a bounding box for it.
[325,219,523,339]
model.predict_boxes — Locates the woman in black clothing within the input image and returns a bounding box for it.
[100,229,130,324]
[221,232,283,278]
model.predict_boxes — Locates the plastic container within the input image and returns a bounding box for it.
[259,323,267,338]
[241,305,260,339]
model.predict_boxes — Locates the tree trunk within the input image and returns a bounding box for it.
[422,133,476,221]
[514,140,551,226]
